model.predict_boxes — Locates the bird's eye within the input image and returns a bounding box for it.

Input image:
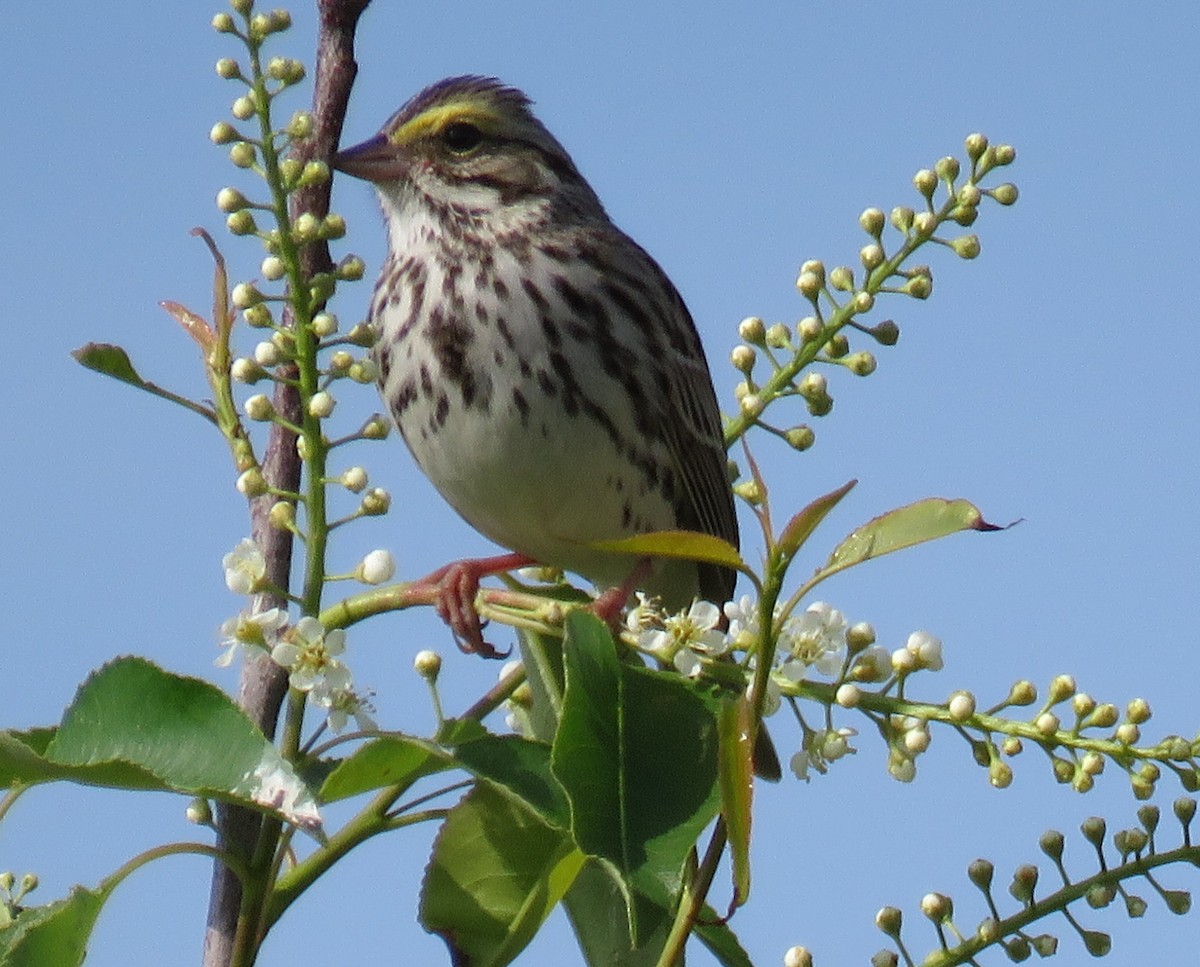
[441,121,484,155]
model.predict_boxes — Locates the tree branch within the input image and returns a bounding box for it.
[202,2,370,964]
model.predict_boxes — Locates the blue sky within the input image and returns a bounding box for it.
[4,2,1199,965]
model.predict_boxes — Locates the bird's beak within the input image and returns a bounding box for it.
[332,133,406,181]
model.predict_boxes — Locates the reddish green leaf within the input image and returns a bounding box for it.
[821,497,1002,579]
[777,479,856,558]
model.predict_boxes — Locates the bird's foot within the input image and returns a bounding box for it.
[416,552,534,658]
[589,557,653,634]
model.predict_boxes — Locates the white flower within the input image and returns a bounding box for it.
[906,630,944,671]
[624,592,663,633]
[776,601,847,681]
[638,599,727,664]
[216,607,288,667]
[223,539,266,595]
[722,595,760,650]
[312,685,377,734]
[271,616,351,693]
[357,549,396,585]
[790,725,858,781]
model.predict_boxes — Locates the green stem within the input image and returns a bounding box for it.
[656,818,728,967]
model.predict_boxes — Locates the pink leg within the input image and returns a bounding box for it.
[416,552,535,658]
[590,557,653,630]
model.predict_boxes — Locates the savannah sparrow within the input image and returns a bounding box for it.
[334,76,738,656]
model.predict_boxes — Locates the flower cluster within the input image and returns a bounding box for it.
[218,539,376,733]
[626,595,947,782]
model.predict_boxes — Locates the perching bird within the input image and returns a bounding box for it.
[333,76,738,653]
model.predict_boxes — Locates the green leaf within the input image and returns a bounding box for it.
[0,886,107,967]
[553,612,720,943]
[819,497,1003,580]
[319,736,450,803]
[777,479,856,559]
[70,342,216,423]
[421,781,585,967]
[453,735,570,829]
[70,343,148,389]
[563,861,673,967]
[12,657,320,830]
[695,912,754,967]
[586,530,745,572]
[717,698,754,904]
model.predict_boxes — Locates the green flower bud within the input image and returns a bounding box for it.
[992,182,1019,205]
[993,144,1016,165]
[828,266,854,291]
[730,345,756,372]
[874,906,902,937]
[912,168,938,200]
[268,500,295,530]
[890,206,914,233]
[859,243,885,270]
[912,212,936,238]
[311,312,338,337]
[216,187,250,212]
[950,235,981,259]
[797,315,822,343]
[920,892,952,922]
[1126,697,1152,723]
[308,391,336,418]
[1007,679,1037,706]
[957,184,982,207]
[1048,674,1076,703]
[260,255,286,281]
[337,255,366,281]
[212,12,237,32]
[210,121,239,144]
[229,141,257,168]
[287,111,315,139]
[347,322,379,347]
[279,157,303,187]
[732,479,762,504]
[236,467,268,497]
[361,415,390,440]
[215,58,242,80]
[226,210,257,235]
[765,322,791,348]
[852,291,875,314]
[859,207,885,237]
[1008,864,1038,903]
[243,303,273,328]
[293,211,320,241]
[1038,830,1064,860]
[989,761,1013,788]
[414,649,442,679]
[947,690,975,721]
[341,466,368,492]
[361,487,391,515]
[783,425,815,451]
[231,282,263,308]
[964,132,989,161]
[737,316,766,344]
[231,96,256,121]
[934,156,960,183]
[825,332,849,358]
[799,259,825,284]
[846,351,877,376]
[244,394,274,421]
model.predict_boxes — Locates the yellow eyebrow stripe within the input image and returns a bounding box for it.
[389,103,500,145]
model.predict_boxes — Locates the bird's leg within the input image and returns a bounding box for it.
[590,557,653,632]
[415,552,535,658]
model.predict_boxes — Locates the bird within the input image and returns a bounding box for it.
[332,76,738,656]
